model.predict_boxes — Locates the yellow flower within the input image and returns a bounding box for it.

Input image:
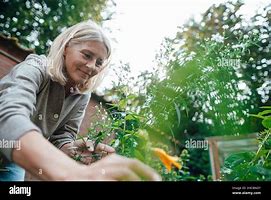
[152,148,182,172]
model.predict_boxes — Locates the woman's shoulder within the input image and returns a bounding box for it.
[0,54,50,86]
[12,54,49,79]
[24,54,48,71]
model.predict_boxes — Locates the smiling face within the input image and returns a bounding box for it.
[64,40,108,86]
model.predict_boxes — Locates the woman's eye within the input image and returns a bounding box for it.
[82,53,92,59]
[96,59,103,67]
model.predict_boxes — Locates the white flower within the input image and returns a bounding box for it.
[211,33,224,43]
[185,51,196,61]
[243,35,249,39]
[223,168,232,174]
[232,44,245,49]
[190,51,196,56]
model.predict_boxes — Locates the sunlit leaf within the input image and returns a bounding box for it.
[262,117,271,129]
[249,114,265,119]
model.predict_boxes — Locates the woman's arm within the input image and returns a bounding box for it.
[12,131,84,180]
[13,131,161,181]
[0,55,46,161]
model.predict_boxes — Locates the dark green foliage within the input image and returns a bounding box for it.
[0,0,110,54]
[221,107,271,181]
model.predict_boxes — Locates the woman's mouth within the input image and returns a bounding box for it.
[78,69,91,79]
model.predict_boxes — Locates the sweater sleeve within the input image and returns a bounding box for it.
[0,54,46,161]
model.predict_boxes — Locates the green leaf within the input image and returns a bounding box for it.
[119,99,127,109]
[259,110,271,116]
[128,130,140,135]
[262,117,271,129]
[106,103,119,107]
[112,139,120,148]
[223,152,255,168]
[251,165,271,179]
[127,94,137,100]
[260,106,271,109]
[249,114,265,119]
[264,138,271,149]
[125,114,135,121]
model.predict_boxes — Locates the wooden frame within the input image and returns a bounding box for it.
[207,133,258,180]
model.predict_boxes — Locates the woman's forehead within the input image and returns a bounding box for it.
[70,40,108,58]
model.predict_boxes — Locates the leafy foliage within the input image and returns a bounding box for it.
[172,0,271,110]
[221,107,271,181]
[137,1,271,179]
[0,0,112,54]
[86,89,203,181]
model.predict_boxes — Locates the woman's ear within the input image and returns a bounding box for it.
[63,46,67,57]
[64,42,71,57]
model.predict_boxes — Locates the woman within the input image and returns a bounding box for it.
[0,20,160,181]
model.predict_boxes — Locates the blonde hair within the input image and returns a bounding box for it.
[47,20,111,93]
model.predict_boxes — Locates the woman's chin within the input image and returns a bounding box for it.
[72,75,88,85]
[76,79,87,86]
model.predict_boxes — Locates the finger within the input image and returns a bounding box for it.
[101,167,141,181]
[117,169,141,181]
[80,155,93,165]
[85,140,94,152]
[97,154,161,181]
[65,145,77,157]
[69,149,77,157]
[101,151,110,159]
[129,159,162,181]
[73,139,85,148]
[95,143,115,153]
[74,139,94,151]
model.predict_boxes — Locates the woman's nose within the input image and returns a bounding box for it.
[86,61,98,75]
[86,61,95,69]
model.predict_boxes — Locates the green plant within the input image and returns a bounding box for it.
[221,106,271,181]
[89,29,262,180]
[84,88,194,180]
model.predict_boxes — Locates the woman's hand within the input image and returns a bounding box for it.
[60,137,115,165]
[59,139,161,180]
[82,154,162,181]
